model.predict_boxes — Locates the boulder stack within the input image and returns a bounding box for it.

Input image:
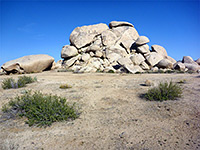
[61,21,180,73]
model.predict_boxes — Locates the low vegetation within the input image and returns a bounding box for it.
[177,79,187,84]
[2,91,78,127]
[1,76,37,89]
[60,84,72,89]
[144,81,182,101]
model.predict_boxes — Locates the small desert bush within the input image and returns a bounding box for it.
[177,79,186,84]
[60,84,72,89]
[144,81,182,101]
[1,76,37,89]
[1,78,17,89]
[18,76,37,85]
[2,91,78,127]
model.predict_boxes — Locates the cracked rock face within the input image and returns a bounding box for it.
[69,23,109,49]
[60,21,182,73]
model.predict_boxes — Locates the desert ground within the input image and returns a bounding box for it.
[0,71,200,150]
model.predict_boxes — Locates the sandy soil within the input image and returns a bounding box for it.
[0,71,200,150]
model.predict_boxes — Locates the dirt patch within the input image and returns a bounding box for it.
[0,71,200,150]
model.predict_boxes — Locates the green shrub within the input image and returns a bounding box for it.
[2,91,78,127]
[18,76,37,85]
[60,84,72,89]
[144,81,182,101]
[177,79,186,84]
[1,78,17,89]
[1,76,37,89]
[107,70,115,73]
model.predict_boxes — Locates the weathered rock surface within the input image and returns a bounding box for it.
[101,30,118,46]
[151,45,168,57]
[157,59,173,69]
[182,56,195,64]
[196,58,200,65]
[173,62,185,71]
[61,45,78,59]
[58,21,190,73]
[146,52,163,67]
[137,44,150,54]
[124,65,143,74]
[184,63,200,72]
[109,21,134,28]
[130,53,145,65]
[135,36,150,45]
[63,55,80,68]
[166,56,176,64]
[70,23,109,49]
[1,54,54,74]
[81,53,90,62]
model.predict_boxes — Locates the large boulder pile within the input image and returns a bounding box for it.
[61,21,181,73]
[1,54,55,74]
[173,56,200,72]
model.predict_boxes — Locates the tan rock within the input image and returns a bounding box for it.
[137,44,150,54]
[1,54,54,74]
[101,30,118,46]
[157,59,173,69]
[109,21,134,28]
[70,23,109,48]
[151,45,168,57]
[61,45,78,59]
[135,36,150,45]
[130,53,145,65]
[146,52,163,66]
[173,62,185,71]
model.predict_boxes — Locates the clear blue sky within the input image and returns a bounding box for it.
[0,0,199,66]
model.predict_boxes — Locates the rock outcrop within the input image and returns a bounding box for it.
[60,21,181,73]
[1,54,55,74]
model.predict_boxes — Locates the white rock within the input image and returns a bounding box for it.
[106,53,122,63]
[89,51,95,57]
[103,66,116,73]
[106,44,128,57]
[124,64,143,74]
[146,52,164,66]
[184,63,200,72]
[101,30,118,46]
[182,56,196,64]
[151,45,168,57]
[196,58,200,65]
[111,26,131,38]
[151,66,159,72]
[173,62,185,71]
[61,45,78,58]
[157,59,173,69]
[95,51,103,58]
[130,53,145,65]
[1,54,54,74]
[70,23,109,49]
[140,61,150,70]
[166,56,176,64]
[117,57,133,66]
[137,44,150,54]
[109,21,134,28]
[86,44,102,52]
[78,66,97,73]
[81,53,90,62]
[63,55,80,68]
[135,36,150,45]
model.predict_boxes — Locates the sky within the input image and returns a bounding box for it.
[0,0,199,66]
